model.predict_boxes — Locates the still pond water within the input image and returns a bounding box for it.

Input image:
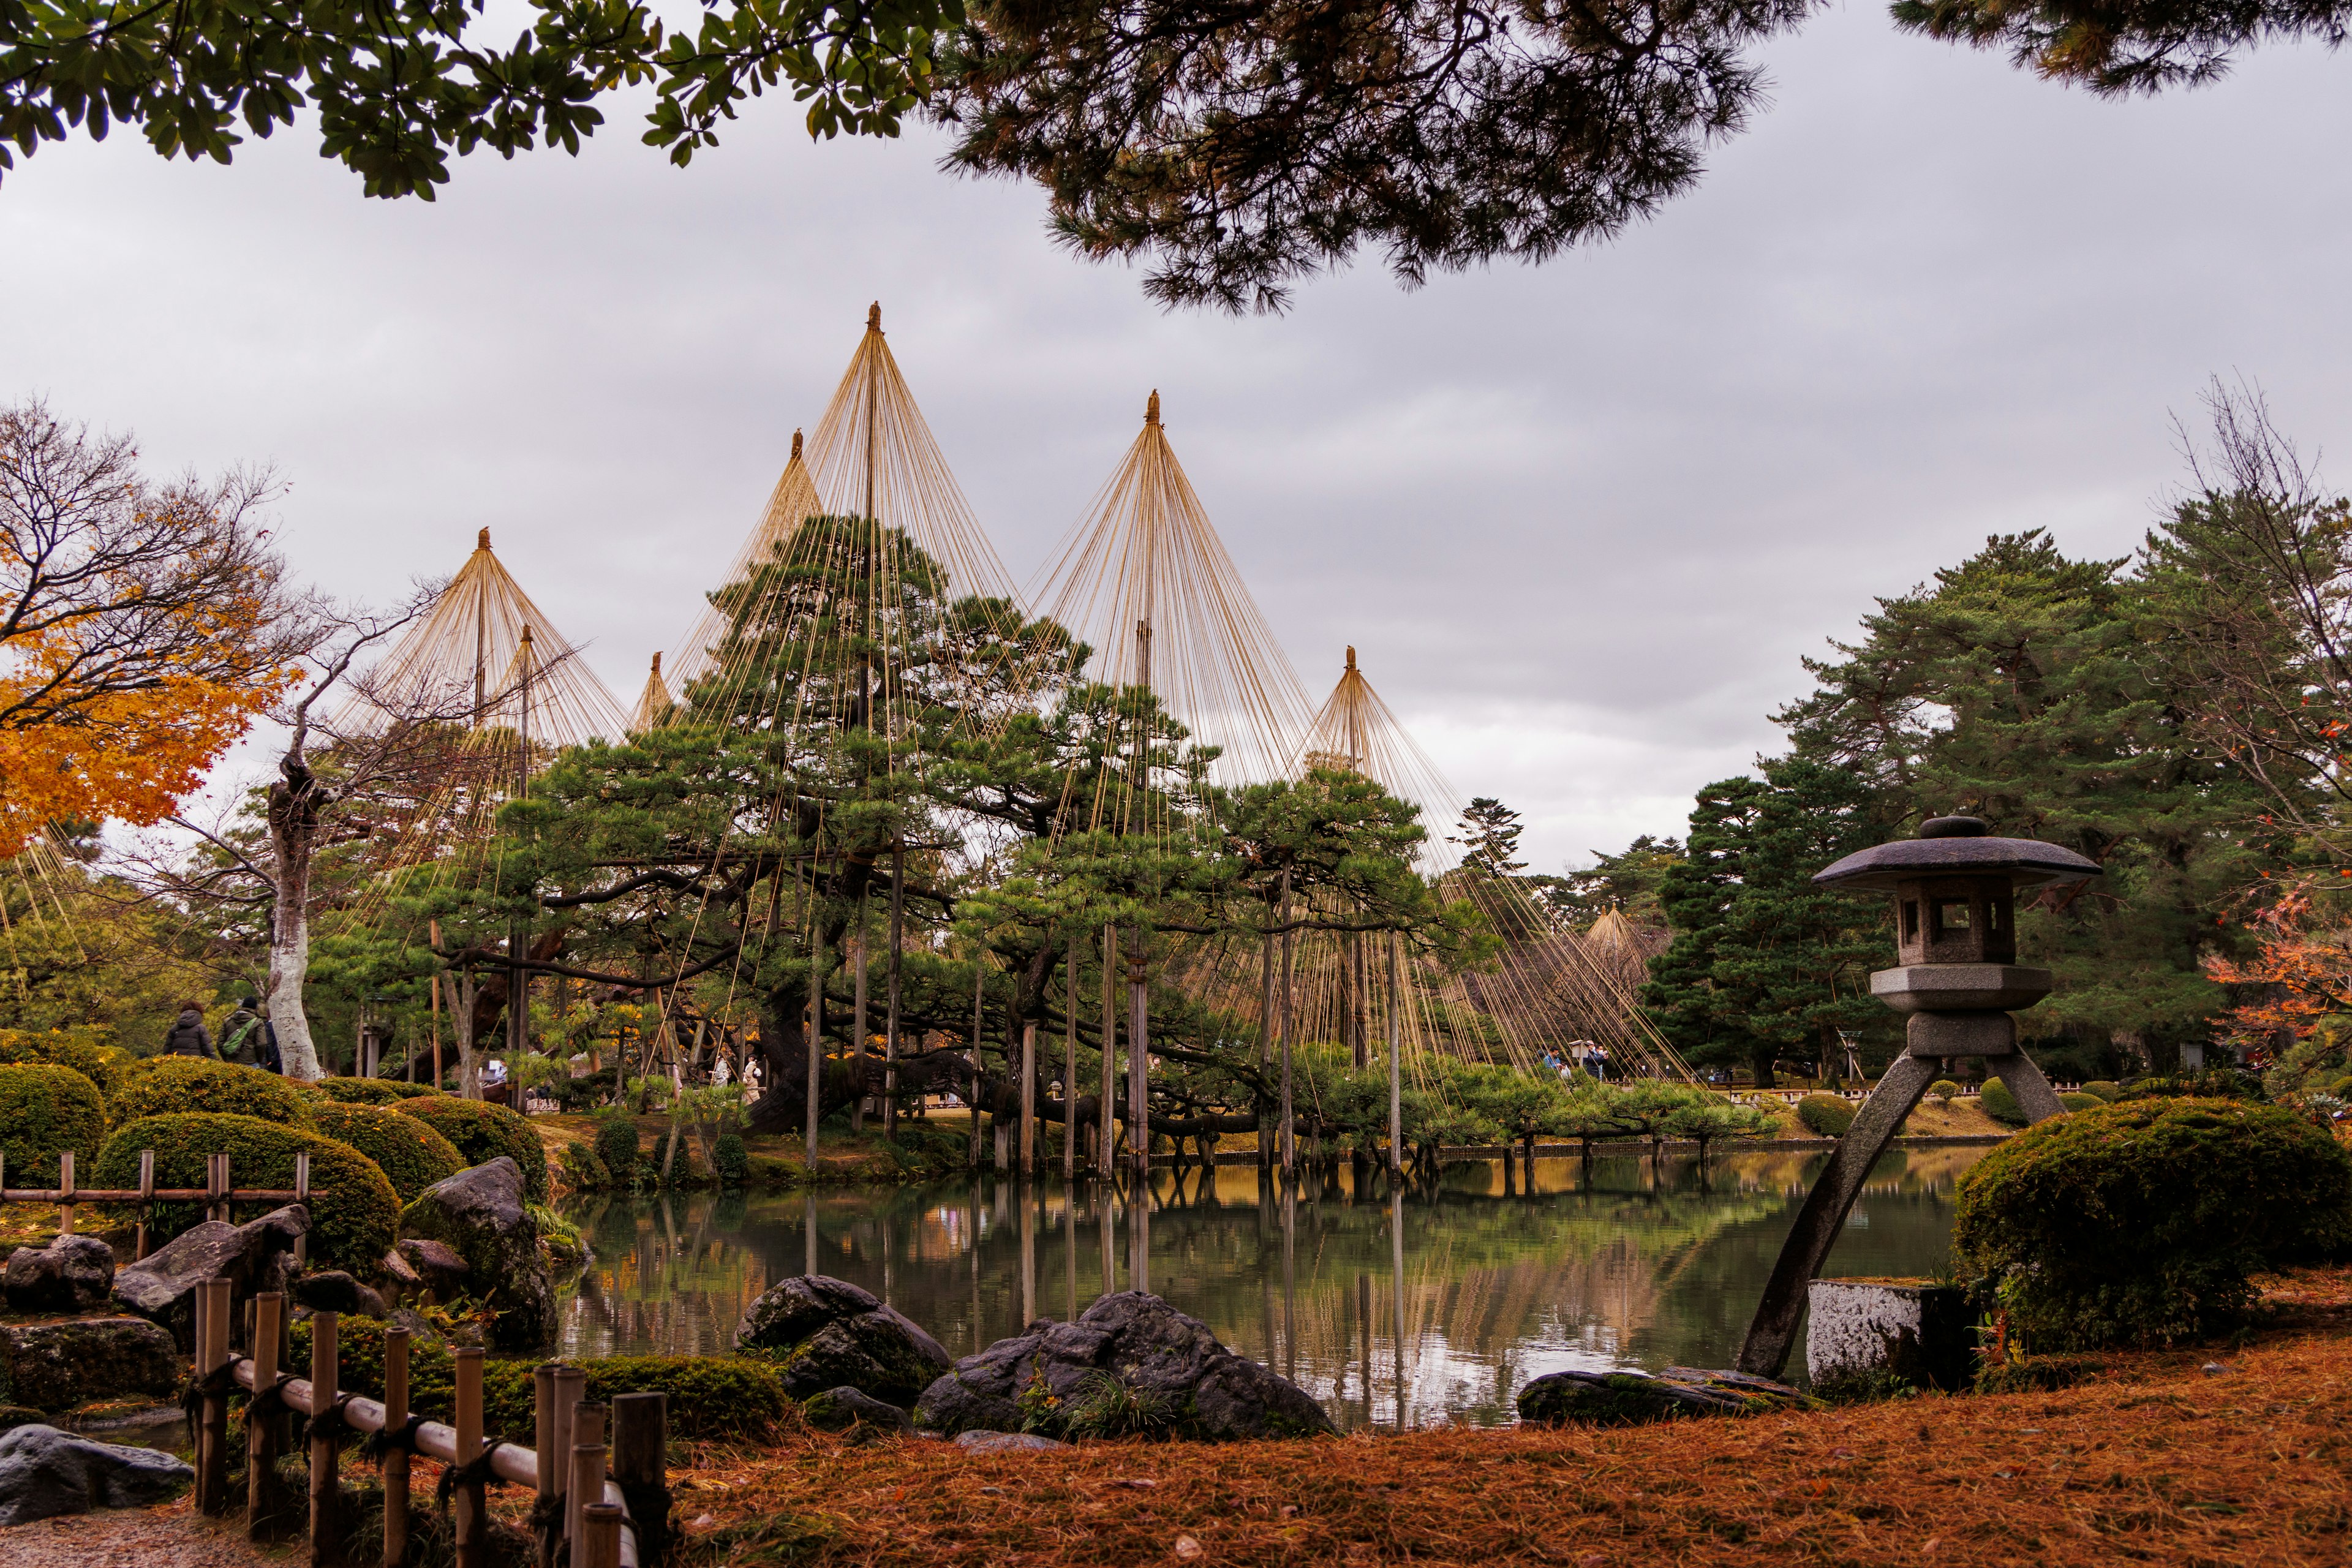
[554,1147,1983,1432]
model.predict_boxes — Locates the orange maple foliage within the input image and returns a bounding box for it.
[2205,880,2352,1052]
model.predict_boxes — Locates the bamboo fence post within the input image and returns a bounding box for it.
[208,1153,229,1224]
[611,1393,666,1566]
[534,1363,558,1567]
[135,1148,154,1259]
[567,1403,606,1556]
[294,1153,312,1267]
[383,1326,411,1568]
[197,1276,233,1515]
[550,1366,586,1560]
[248,1291,284,1536]
[56,1150,73,1234]
[453,1347,486,1568]
[582,1503,624,1568]
[308,1310,340,1566]
[568,1444,608,1568]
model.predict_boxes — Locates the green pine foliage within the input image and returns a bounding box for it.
[112,1057,310,1126]
[307,1101,466,1200]
[393,1098,548,1201]
[1954,1097,2352,1348]
[91,1112,399,1273]
[715,1133,749,1185]
[0,1063,108,1184]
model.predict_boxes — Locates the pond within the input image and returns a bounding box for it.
[555,1146,1984,1431]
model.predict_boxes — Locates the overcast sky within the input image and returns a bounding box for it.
[5,9,2347,873]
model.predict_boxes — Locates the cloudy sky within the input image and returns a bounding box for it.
[5,9,2347,873]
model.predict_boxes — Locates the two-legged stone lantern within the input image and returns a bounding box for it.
[1735,814,2099,1378]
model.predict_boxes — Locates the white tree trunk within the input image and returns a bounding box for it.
[265,767,326,1080]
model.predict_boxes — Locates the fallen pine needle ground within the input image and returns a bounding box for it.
[666,1266,2352,1568]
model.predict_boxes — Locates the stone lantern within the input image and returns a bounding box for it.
[1735,815,2099,1379]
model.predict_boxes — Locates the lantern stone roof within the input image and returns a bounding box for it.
[1812,815,2101,892]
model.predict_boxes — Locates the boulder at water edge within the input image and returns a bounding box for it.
[398,1159,553,1351]
[0,1423,192,1525]
[290,1269,391,1319]
[3,1235,116,1314]
[0,1319,180,1414]
[804,1385,916,1435]
[1515,1366,1812,1427]
[112,1205,307,1350]
[736,1275,951,1407]
[393,1237,472,1302]
[914,1291,1335,1442]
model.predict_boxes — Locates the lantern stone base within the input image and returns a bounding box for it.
[1806,1278,1975,1392]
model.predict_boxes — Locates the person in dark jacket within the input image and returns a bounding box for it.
[163,1001,215,1058]
[219,998,282,1072]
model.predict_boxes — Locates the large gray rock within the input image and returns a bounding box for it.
[0,1423,192,1525]
[1516,1365,1812,1427]
[290,1270,390,1319]
[914,1291,1335,1442]
[398,1159,552,1351]
[3,1235,115,1314]
[394,1237,471,1300]
[804,1385,915,1435]
[0,1319,181,1415]
[736,1275,951,1407]
[111,1205,307,1349]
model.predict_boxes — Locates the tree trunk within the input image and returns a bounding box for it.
[263,763,328,1080]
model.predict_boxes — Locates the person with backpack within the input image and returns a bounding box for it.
[220,997,282,1072]
[163,1000,216,1059]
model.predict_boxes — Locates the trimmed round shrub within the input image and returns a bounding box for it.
[1928,1079,1961,1105]
[2119,1068,2266,1102]
[2057,1091,2105,1113]
[113,1057,309,1126]
[308,1101,466,1200]
[0,1063,108,1184]
[394,1098,548,1202]
[92,1112,399,1275]
[1954,1097,2352,1349]
[715,1133,749,1186]
[1796,1093,1856,1138]
[0,1028,131,1100]
[317,1077,439,1106]
[1979,1077,2027,1127]
[593,1115,639,1183]
[2081,1080,2124,1102]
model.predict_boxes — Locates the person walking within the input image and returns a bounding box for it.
[163,1000,216,1059]
[219,997,282,1072]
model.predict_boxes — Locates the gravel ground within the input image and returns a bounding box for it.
[0,1499,281,1568]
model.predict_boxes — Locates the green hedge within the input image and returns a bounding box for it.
[1980,1078,2027,1127]
[1796,1093,1855,1138]
[594,1116,639,1183]
[113,1058,309,1126]
[1953,1096,2352,1349]
[0,1028,132,1100]
[2058,1091,2104,1113]
[92,1113,399,1275]
[394,1098,548,1202]
[307,1101,465,1200]
[317,1077,439,1106]
[0,1064,108,1185]
[283,1317,786,1441]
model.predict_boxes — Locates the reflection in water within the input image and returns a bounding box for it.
[557,1147,1981,1431]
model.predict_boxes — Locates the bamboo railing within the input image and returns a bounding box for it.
[0,1151,312,1259]
[189,1279,664,1568]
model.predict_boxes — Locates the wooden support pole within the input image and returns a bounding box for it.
[293,1153,312,1267]
[566,1402,606,1556]
[56,1149,73,1235]
[582,1503,624,1568]
[550,1366,586,1557]
[308,1311,340,1566]
[1387,936,1404,1178]
[208,1152,230,1225]
[533,1363,558,1567]
[611,1393,666,1566]
[136,1148,154,1259]
[1063,932,1079,1182]
[382,1327,411,1568]
[568,1443,608,1568]
[453,1347,486,1568]
[248,1291,285,1537]
[1098,924,1117,1178]
[198,1276,233,1515]
[1019,1022,1036,1176]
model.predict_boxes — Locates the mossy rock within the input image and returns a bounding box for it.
[393,1099,548,1202]
[0,1063,108,1185]
[317,1078,439,1106]
[92,1112,399,1275]
[308,1101,466,1200]
[113,1058,309,1126]
[1796,1093,1856,1138]
[1954,1096,2352,1349]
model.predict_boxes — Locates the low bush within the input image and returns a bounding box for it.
[0,1027,132,1100]
[394,1098,548,1202]
[593,1115,640,1184]
[307,1101,465,1200]
[1796,1093,1855,1138]
[0,1063,108,1184]
[112,1057,309,1126]
[557,1140,609,1192]
[1953,1096,2352,1349]
[2081,1080,2124,1102]
[2117,1068,2267,1102]
[1928,1079,1961,1106]
[2057,1091,2105,1112]
[715,1133,749,1186]
[317,1078,438,1106]
[1979,1078,2027,1127]
[529,1203,588,1270]
[92,1112,399,1273]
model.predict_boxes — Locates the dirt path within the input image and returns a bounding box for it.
[0,1498,284,1568]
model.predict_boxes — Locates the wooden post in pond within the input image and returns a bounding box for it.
[197,1276,233,1514]
[582,1503,624,1568]
[382,1326,412,1568]
[453,1347,486,1568]
[611,1393,666,1564]
[308,1311,340,1564]
[248,1291,285,1536]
